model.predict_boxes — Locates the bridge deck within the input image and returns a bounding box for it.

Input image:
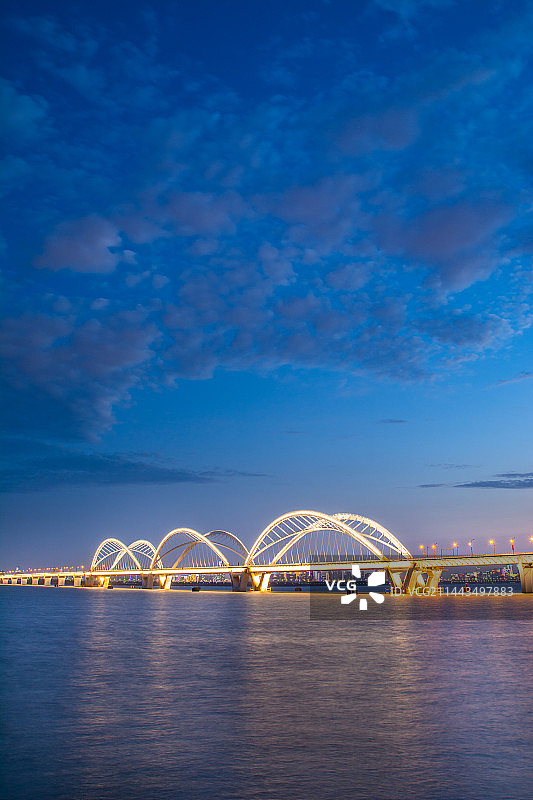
[2,552,532,581]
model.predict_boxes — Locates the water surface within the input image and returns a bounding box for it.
[1,587,532,800]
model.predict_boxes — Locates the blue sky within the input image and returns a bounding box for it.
[1,0,532,567]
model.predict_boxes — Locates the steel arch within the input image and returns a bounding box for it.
[333,514,411,558]
[91,538,143,571]
[205,530,249,563]
[149,527,231,570]
[245,510,386,566]
[128,539,162,568]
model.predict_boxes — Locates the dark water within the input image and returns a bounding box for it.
[1,587,532,800]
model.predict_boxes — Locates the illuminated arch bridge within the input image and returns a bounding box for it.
[89,511,412,591]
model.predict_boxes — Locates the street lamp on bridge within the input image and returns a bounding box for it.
[489,539,496,554]
[453,542,458,556]
[468,540,475,555]
[510,539,515,554]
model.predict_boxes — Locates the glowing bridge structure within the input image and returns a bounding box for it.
[2,510,533,593]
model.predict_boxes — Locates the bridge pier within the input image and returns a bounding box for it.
[387,570,404,591]
[58,576,66,586]
[98,576,110,589]
[160,575,173,590]
[231,571,249,591]
[388,564,443,593]
[403,564,425,593]
[73,576,82,587]
[230,570,272,592]
[142,574,154,589]
[517,559,533,593]
[426,569,443,590]
[84,575,96,587]
[250,572,271,592]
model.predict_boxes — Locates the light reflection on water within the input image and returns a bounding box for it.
[1,587,532,800]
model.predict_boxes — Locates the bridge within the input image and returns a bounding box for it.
[2,510,532,593]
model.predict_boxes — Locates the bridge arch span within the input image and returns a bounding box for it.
[205,530,249,564]
[333,514,411,558]
[149,528,231,570]
[245,510,395,567]
[128,539,162,569]
[91,538,144,572]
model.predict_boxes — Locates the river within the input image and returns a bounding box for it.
[1,586,532,800]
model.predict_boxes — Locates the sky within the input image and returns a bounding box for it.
[1,0,532,568]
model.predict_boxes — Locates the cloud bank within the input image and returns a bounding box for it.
[1,2,533,442]
[1,439,267,492]
[420,472,533,489]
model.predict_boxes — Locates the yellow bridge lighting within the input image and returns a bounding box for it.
[2,511,533,593]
